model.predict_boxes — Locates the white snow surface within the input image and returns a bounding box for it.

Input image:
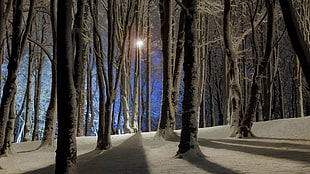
[1,117,310,174]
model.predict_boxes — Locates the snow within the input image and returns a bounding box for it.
[1,117,310,174]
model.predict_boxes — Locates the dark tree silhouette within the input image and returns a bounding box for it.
[279,0,310,86]
[55,0,77,173]
[177,0,203,157]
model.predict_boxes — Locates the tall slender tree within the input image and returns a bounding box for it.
[177,0,203,157]
[55,0,77,172]
[74,0,87,137]
[0,0,35,155]
[223,0,242,137]
[40,0,57,148]
[238,0,275,137]
[157,0,175,139]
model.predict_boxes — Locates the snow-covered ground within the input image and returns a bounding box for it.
[1,117,310,174]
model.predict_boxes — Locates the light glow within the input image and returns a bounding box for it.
[136,40,144,48]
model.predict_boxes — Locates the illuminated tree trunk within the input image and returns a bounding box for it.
[223,0,242,137]
[145,0,152,132]
[121,1,135,133]
[293,56,304,117]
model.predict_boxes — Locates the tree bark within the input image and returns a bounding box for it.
[23,44,34,142]
[223,0,242,137]
[0,0,12,89]
[32,19,46,141]
[145,0,152,132]
[74,0,87,137]
[0,0,35,155]
[279,0,310,86]
[177,0,203,157]
[157,0,175,139]
[55,0,77,172]
[294,56,304,117]
[238,0,274,137]
[40,0,57,148]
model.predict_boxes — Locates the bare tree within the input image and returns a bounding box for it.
[74,0,87,137]
[0,0,36,155]
[55,0,77,172]
[40,0,57,148]
[238,0,275,137]
[279,0,310,86]
[23,42,34,142]
[157,0,175,139]
[223,0,242,137]
[177,0,203,158]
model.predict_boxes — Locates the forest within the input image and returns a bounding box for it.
[0,0,310,173]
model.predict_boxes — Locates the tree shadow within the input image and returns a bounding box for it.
[209,138,310,150]
[77,133,150,174]
[165,134,238,173]
[24,133,150,174]
[255,136,310,142]
[181,155,239,174]
[199,138,310,163]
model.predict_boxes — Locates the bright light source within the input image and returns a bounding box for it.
[136,40,143,47]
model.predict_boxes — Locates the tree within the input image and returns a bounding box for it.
[74,0,87,137]
[23,42,34,142]
[223,0,242,137]
[157,0,175,139]
[279,0,310,86]
[55,0,77,172]
[177,0,203,157]
[0,0,35,155]
[145,0,152,132]
[0,0,12,90]
[238,0,275,137]
[40,0,57,148]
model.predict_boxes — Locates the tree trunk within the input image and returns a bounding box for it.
[121,8,134,133]
[157,0,175,139]
[0,0,35,155]
[32,23,46,141]
[92,0,107,150]
[2,85,17,155]
[145,0,151,132]
[74,0,86,137]
[85,56,95,136]
[238,0,274,138]
[223,0,242,137]
[40,0,57,148]
[277,70,285,119]
[0,0,12,90]
[55,0,77,172]
[132,0,144,132]
[294,56,304,117]
[23,43,34,142]
[177,0,203,157]
[279,0,310,86]
[172,9,185,121]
